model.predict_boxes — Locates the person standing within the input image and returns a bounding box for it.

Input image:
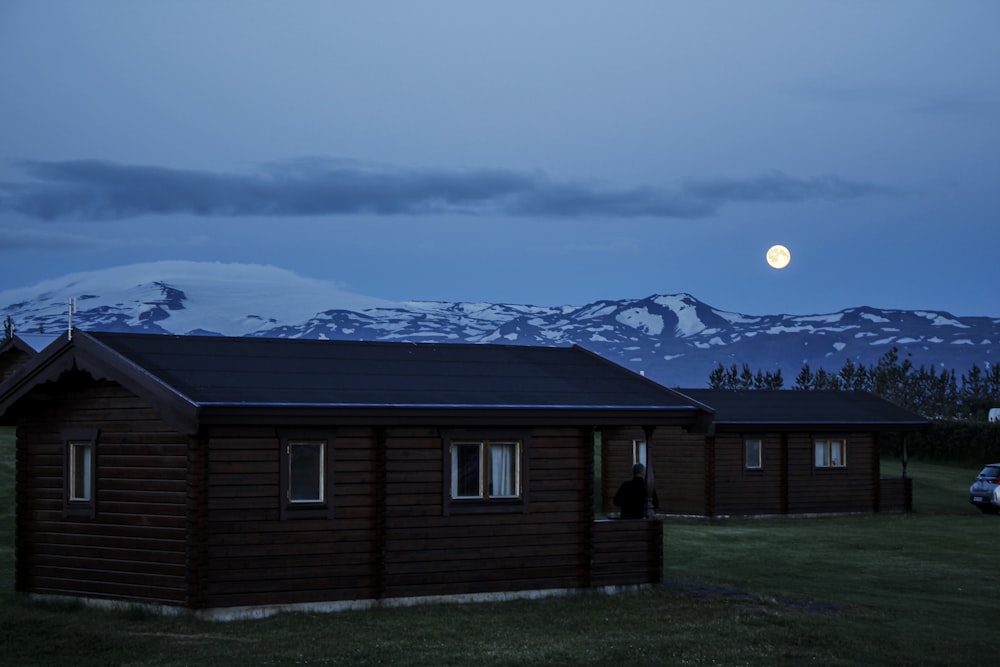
[614,462,658,519]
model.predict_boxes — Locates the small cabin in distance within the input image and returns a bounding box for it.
[0,334,57,384]
[602,388,931,517]
[0,331,711,619]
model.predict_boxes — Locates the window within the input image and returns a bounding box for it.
[814,438,847,468]
[744,438,762,470]
[632,439,647,467]
[279,430,335,520]
[288,441,325,503]
[68,441,94,501]
[450,440,522,500]
[63,429,98,517]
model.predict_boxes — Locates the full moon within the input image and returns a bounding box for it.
[766,244,791,269]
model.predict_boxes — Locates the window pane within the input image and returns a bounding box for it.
[289,442,324,502]
[452,443,482,498]
[745,439,762,469]
[489,442,519,498]
[814,440,828,467]
[632,440,647,467]
[69,441,92,501]
[831,440,845,467]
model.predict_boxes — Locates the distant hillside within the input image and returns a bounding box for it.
[2,261,997,387]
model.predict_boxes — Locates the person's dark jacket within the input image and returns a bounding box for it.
[613,476,658,519]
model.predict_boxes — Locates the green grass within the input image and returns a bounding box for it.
[1,427,997,666]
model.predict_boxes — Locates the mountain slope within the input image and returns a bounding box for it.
[2,261,996,387]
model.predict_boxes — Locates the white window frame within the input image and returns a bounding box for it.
[287,440,326,504]
[450,439,522,500]
[814,437,847,468]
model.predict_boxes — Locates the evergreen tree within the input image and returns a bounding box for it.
[793,363,813,390]
[708,363,726,389]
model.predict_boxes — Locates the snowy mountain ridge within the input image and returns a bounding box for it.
[2,261,997,388]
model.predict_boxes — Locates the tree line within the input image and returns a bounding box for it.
[709,346,1000,422]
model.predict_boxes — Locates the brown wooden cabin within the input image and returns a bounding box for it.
[0,330,710,618]
[0,334,56,384]
[602,389,930,517]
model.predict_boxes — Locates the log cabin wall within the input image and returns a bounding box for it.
[381,426,593,600]
[656,429,708,516]
[202,425,379,609]
[203,424,597,608]
[785,432,877,514]
[711,433,785,516]
[15,377,190,605]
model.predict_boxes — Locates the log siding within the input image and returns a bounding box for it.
[202,426,378,609]
[15,380,189,604]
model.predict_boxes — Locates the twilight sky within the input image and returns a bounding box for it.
[1,2,998,316]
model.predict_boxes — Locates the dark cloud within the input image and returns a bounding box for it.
[0,228,100,250]
[0,158,891,222]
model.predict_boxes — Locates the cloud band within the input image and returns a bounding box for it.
[1,158,891,221]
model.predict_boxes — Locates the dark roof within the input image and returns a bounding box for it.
[89,332,704,409]
[678,389,931,432]
[0,331,709,432]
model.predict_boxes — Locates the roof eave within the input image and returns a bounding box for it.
[195,403,709,428]
[711,420,933,433]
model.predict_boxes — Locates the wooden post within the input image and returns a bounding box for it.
[375,428,388,600]
[643,426,656,518]
[901,436,909,478]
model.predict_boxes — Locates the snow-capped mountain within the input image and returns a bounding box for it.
[2,261,997,387]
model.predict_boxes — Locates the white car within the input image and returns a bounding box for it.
[969,464,1000,514]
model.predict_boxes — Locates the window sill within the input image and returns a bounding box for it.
[445,499,528,515]
[63,503,96,519]
[280,503,333,520]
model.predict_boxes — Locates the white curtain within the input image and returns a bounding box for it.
[490,443,517,498]
[814,440,828,467]
[831,440,845,466]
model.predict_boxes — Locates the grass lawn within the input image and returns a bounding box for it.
[1,428,997,666]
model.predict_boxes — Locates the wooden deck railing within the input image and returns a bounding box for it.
[878,476,913,512]
[591,518,663,587]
